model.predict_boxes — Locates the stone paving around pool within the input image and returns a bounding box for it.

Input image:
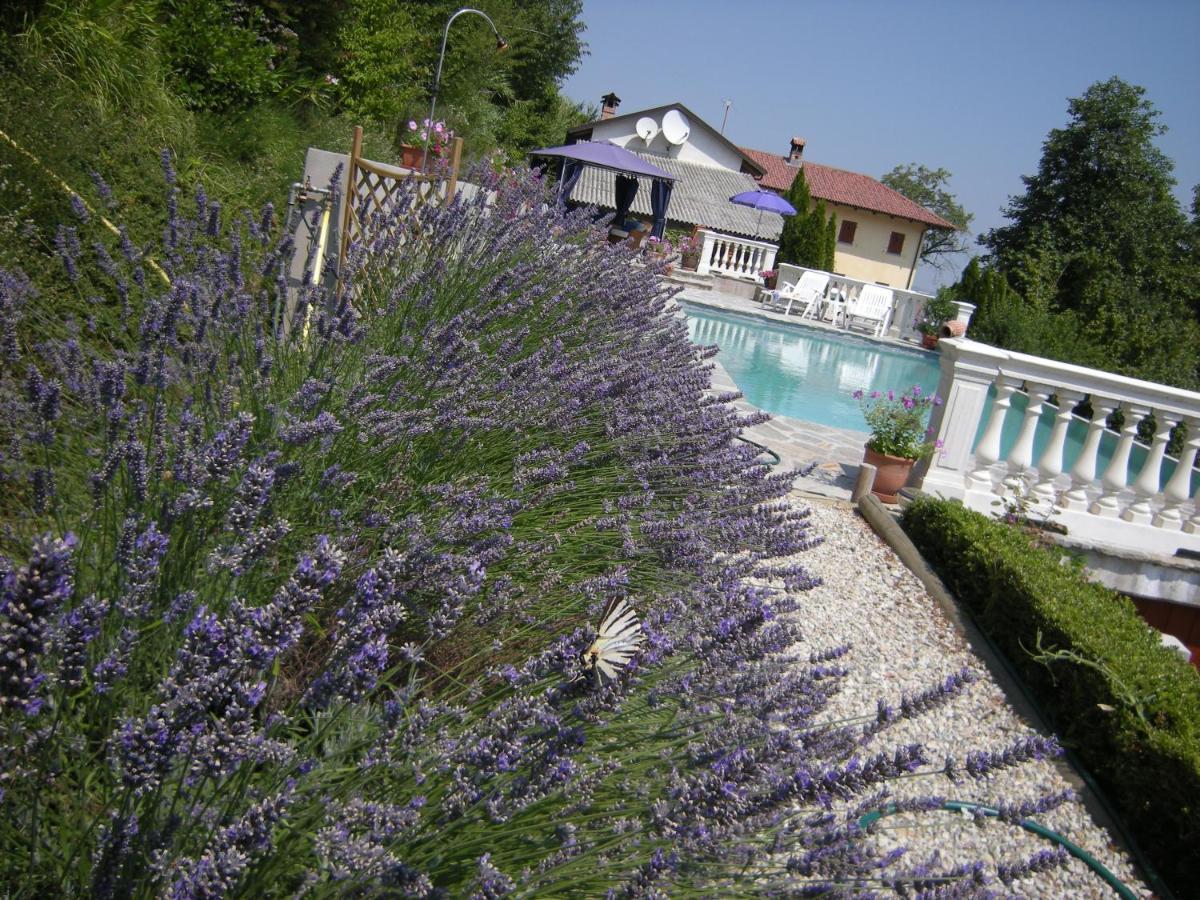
[679,286,905,500]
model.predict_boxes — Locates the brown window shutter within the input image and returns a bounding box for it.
[837,220,857,244]
[887,231,905,255]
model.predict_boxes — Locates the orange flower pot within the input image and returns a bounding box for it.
[863,446,916,503]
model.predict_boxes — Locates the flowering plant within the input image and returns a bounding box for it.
[854,385,943,459]
[759,269,777,282]
[644,235,671,254]
[405,117,455,156]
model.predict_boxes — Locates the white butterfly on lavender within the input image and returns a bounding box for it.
[581,597,645,684]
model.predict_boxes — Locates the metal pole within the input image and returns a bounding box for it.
[423,8,506,173]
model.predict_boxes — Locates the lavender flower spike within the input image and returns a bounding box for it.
[0,533,76,714]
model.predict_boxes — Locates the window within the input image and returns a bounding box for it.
[837,220,857,244]
[887,231,905,255]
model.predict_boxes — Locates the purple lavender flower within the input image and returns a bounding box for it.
[963,735,1062,780]
[0,533,76,714]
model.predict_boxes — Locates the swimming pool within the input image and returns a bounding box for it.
[682,302,940,432]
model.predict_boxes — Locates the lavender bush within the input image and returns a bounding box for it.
[0,160,1068,896]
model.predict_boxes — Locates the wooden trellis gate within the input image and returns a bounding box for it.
[337,124,464,271]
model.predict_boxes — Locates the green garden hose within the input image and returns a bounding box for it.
[858,799,1138,899]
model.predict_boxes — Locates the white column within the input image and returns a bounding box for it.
[1004,382,1050,489]
[1062,397,1116,512]
[913,341,1011,500]
[1090,404,1149,519]
[967,374,1015,492]
[1154,417,1199,530]
[1031,389,1084,503]
[696,230,718,275]
[762,244,778,274]
[1123,412,1176,525]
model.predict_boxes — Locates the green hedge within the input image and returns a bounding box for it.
[901,496,1200,896]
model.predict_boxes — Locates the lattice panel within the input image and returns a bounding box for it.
[338,127,462,276]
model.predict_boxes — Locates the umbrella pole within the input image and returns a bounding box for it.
[756,208,763,239]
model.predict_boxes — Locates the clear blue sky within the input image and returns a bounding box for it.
[560,0,1200,291]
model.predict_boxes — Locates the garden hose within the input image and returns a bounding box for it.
[858,799,1138,899]
[734,435,781,467]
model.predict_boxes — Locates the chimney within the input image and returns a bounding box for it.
[787,136,806,166]
[601,92,621,120]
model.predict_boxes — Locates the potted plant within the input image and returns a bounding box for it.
[400,117,455,171]
[759,269,778,289]
[853,386,942,502]
[913,291,959,349]
[678,234,702,270]
[644,236,672,259]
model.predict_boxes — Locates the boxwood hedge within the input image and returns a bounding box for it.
[901,496,1200,896]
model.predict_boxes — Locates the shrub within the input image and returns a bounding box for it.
[901,496,1200,893]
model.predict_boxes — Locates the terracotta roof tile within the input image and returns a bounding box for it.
[739,147,956,230]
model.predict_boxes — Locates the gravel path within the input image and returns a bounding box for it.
[784,495,1150,898]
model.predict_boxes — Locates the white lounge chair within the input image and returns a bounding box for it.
[762,272,832,316]
[760,280,795,310]
[782,271,831,317]
[843,285,894,337]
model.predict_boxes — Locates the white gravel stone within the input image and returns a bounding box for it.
[777,496,1150,898]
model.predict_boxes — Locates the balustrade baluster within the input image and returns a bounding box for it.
[967,374,1015,492]
[1062,397,1115,512]
[1155,416,1199,530]
[1004,382,1050,490]
[1032,389,1084,504]
[1123,412,1176,525]
[1090,404,1149,518]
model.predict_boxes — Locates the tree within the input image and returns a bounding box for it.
[965,78,1200,390]
[776,168,829,269]
[880,163,972,270]
[979,77,1187,308]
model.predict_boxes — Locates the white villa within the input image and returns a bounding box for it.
[566,94,955,291]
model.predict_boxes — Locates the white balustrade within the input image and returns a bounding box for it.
[696,229,777,280]
[917,338,1200,558]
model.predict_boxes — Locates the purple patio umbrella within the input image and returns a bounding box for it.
[729,189,797,238]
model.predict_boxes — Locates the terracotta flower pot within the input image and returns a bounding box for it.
[863,446,916,503]
[920,332,939,350]
[763,274,778,289]
[400,145,425,171]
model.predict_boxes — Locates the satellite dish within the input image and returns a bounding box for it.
[661,109,690,145]
[635,116,659,143]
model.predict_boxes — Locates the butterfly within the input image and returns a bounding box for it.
[582,598,645,684]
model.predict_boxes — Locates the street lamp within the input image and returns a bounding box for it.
[423,7,508,172]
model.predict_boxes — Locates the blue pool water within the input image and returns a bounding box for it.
[684,301,1198,494]
[682,302,940,432]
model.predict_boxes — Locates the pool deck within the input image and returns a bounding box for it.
[676,286,931,501]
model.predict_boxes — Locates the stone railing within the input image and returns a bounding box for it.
[916,338,1200,559]
[776,263,974,343]
[695,229,777,280]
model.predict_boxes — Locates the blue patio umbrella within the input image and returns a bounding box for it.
[729,189,797,238]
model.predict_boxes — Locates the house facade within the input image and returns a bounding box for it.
[565,97,955,289]
[742,142,953,290]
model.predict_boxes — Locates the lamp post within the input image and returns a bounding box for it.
[423,7,508,172]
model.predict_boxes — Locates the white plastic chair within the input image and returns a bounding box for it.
[760,281,796,310]
[782,271,832,317]
[843,285,894,337]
